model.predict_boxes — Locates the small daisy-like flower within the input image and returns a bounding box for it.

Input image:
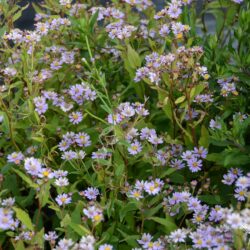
[128,189,144,200]
[235,176,250,189]
[169,229,187,243]
[226,212,243,229]
[55,177,69,187]
[69,111,83,124]
[7,152,24,165]
[24,157,43,176]
[75,132,91,147]
[99,244,113,250]
[53,170,68,178]
[222,173,236,185]
[83,205,103,223]
[186,157,202,172]
[128,140,142,155]
[38,168,54,179]
[44,231,58,241]
[1,198,15,207]
[144,180,161,195]
[234,187,248,201]
[61,150,77,160]
[55,193,72,206]
[82,187,100,200]
[193,146,208,159]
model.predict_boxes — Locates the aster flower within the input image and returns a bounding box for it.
[128,140,142,155]
[69,111,83,124]
[75,132,91,147]
[82,187,100,200]
[83,205,103,223]
[235,176,250,189]
[168,228,187,243]
[61,150,77,160]
[33,96,48,115]
[55,193,72,206]
[234,187,248,201]
[128,189,144,200]
[226,212,243,229]
[24,157,43,176]
[7,152,24,165]
[222,173,236,185]
[144,180,162,195]
[38,168,54,179]
[187,157,203,172]
[193,146,208,159]
[53,170,68,178]
[55,177,69,187]
[99,244,113,250]
[44,231,58,241]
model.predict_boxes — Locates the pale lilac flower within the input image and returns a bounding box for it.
[53,170,68,178]
[99,244,113,250]
[75,132,91,147]
[82,187,100,200]
[107,113,123,125]
[234,188,248,201]
[55,193,72,206]
[170,159,185,169]
[61,150,77,160]
[44,231,58,241]
[128,140,142,155]
[222,173,236,185]
[55,177,69,187]
[7,152,24,165]
[83,205,103,223]
[193,147,208,159]
[187,158,203,172]
[33,96,48,115]
[236,176,250,189]
[1,198,15,207]
[128,189,144,200]
[69,111,83,124]
[24,157,42,176]
[169,229,187,243]
[167,4,182,19]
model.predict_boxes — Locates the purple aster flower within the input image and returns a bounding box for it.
[33,96,48,115]
[234,187,248,201]
[69,111,83,124]
[222,173,236,185]
[128,140,142,155]
[75,132,91,147]
[140,127,157,140]
[82,187,100,200]
[7,152,24,165]
[170,159,185,169]
[209,119,222,130]
[187,157,203,172]
[209,206,223,222]
[55,193,72,206]
[61,150,77,160]
[193,146,208,159]
[181,150,194,161]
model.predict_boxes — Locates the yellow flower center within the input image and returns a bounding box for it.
[93,214,102,222]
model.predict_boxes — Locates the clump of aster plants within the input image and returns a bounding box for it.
[0,0,250,249]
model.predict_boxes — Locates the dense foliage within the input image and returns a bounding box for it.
[0,0,250,249]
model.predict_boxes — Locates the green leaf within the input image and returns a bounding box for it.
[175,96,186,105]
[149,216,177,233]
[69,222,91,236]
[12,169,38,189]
[13,207,34,231]
[127,45,141,69]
